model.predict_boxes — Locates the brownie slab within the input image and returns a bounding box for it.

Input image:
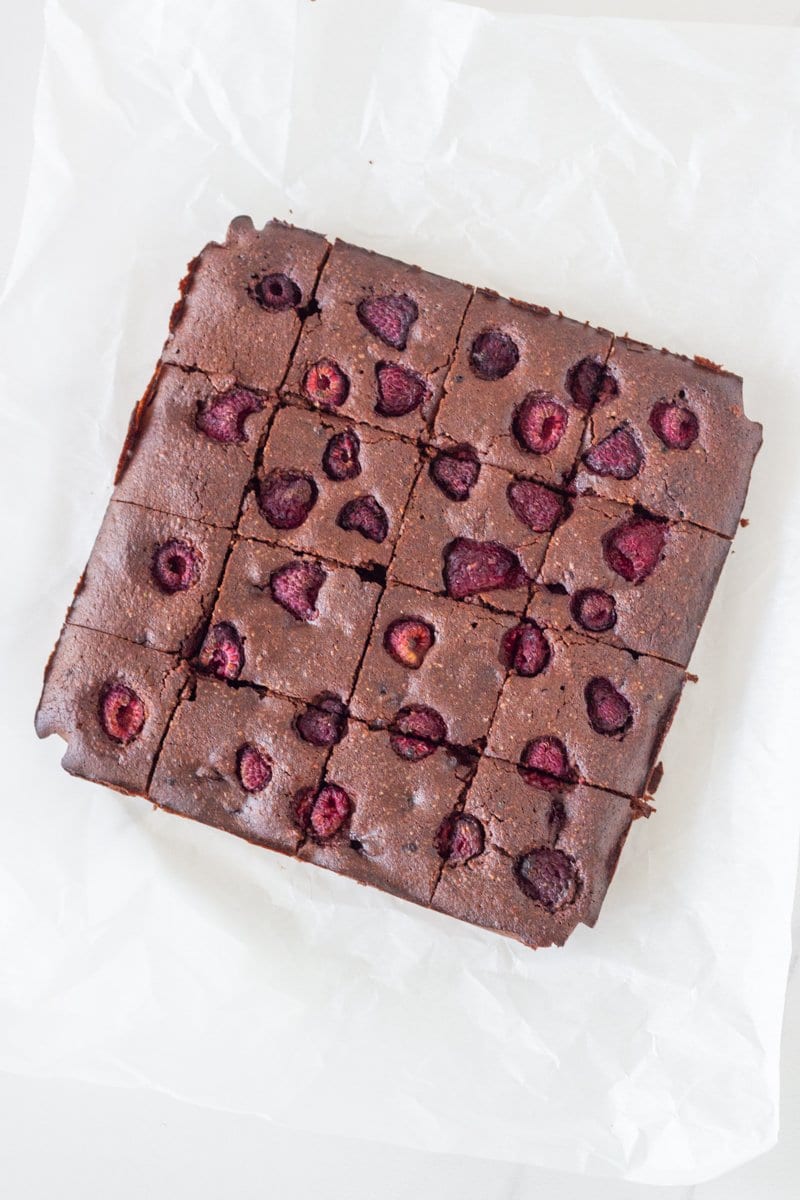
[238,406,421,568]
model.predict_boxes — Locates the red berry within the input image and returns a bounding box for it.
[388,705,447,761]
[293,784,354,841]
[237,744,272,793]
[443,538,527,600]
[255,272,301,311]
[196,388,262,444]
[336,495,388,543]
[507,480,567,531]
[322,428,361,481]
[512,392,569,455]
[257,469,318,530]
[197,622,244,680]
[518,736,573,790]
[570,588,617,632]
[565,357,619,411]
[501,622,550,677]
[430,444,480,501]
[514,848,579,910]
[383,618,435,669]
[269,560,326,621]
[98,681,146,744]
[469,330,519,380]
[583,424,644,479]
[434,812,485,864]
[151,539,201,594]
[602,516,667,584]
[375,362,429,418]
[303,359,350,409]
[357,293,418,350]
[650,401,699,450]
[585,676,632,735]
[294,694,348,747]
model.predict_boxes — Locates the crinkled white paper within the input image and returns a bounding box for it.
[1,0,799,1186]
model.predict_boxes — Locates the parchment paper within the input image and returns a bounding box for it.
[1,0,799,1185]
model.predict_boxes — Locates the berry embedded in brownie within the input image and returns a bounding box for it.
[282,239,472,438]
[435,289,615,487]
[162,217,330,393]
[238,406,421,568]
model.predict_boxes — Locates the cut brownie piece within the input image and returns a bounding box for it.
[150,677,328,854]
[238,406,420,568]
[200,538,381,703]
[283,239,472,438]
[573,338,762,537]
[114,365,272,526]
[34,625,187,796]
[538,496,731,666]
[487,626,685,797]
[435,289,614,486]
[351,583,515,747]
[68,500,231,654]
[297,722,470,906]
[162,217,330,393]
[431,755,632,949]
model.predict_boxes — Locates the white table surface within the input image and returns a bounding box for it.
[2,3,799,1196]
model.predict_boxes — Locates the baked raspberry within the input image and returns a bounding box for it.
[570,588,617,632]
[469,330,519,381]
[196,388,262,443]
[565,357,619,411]
[302,359,350,409]
[236,744,272,793]
[602,516,667,584]
[293,784,354,841]
[269,560,326,621]
[582,424,644,479]
[322,428,361,481]
[430,444,480,501]
[336,495,388,543]
[650,400,699,449]
[357,293,418,350]
[434,812,485,864]
[585,676,632,735]
[507,480,567,531]
[98,681,145,744]
[388,705,447,761]
[151,538,201,594]
[294,693,348,747]
[197,621,244,679]
[375,362,429,417]
[512,392,569,455]
[518,736,574,790]
[514,847,579,910]
[501,622,551,677]
[257,469,318,529]
[443,538,527,600]
[255,272,301,311]
[383,617,435,669]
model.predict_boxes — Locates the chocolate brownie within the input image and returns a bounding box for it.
[283,239,472,439]
[572,338,762,537]
[68,500,231,654]
[162,217,330,393]
[35,625,188,796]
[435,289,614,486]
[238,405,421,568]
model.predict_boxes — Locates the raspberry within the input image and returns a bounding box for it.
[375,362,429,418]
[430,444,480,501]
[583,424,643,479]
[151,538,201,594]
[255,272,301,311]
[269,560,326,621]
[294,693,348,747]
[469,330,519,380]
[507,480,567,531]
[602,516,667,584]
[388,705,447,761]
[650,401,699,449]
[196,388,262,444]
[512,392,568,455]
[293,784,353,841]
[257,469,318,529]
[383,617,435,669]
[197,621,244,680]
[518,736,574,790]
[357,293,418,350]
[336,495,388,543]
[514,848,579,910]
[570,588,617,633]
[443,538,527,600]
[98,681,145,744]
[236,744,272,793]
[501,622,550,677]
[565,357,619,411]
[322,428,361,481]
[585,676,632,735]
[434,812,485,864]
[302,359,350,409]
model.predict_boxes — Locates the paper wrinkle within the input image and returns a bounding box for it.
[2,0,800,1186]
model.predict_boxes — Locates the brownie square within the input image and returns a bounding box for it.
[572,338,762,538]
[68,500,231,654]
[162,217,330,393]
[431,756,632,949]
[34,626,188,796]
[538,495,731,667]
[238,406,421,568]
[435,289,613,486]
[150,677,328,854]
[351,583,515,747]
[203,538,381,704]
[114,365,273,526]
[283,240,472,438]
[297,722,469,906]
[487,628,685,797]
